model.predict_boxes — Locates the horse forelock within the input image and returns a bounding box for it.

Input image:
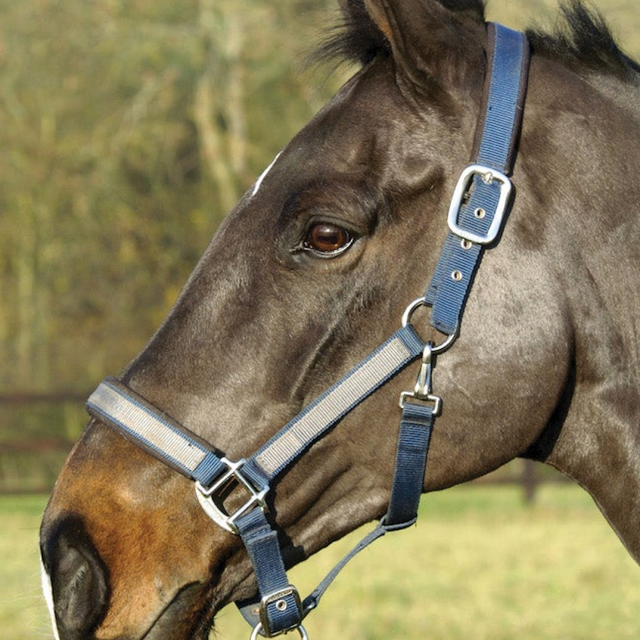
[320,1,639,82]
[315,0,487,68]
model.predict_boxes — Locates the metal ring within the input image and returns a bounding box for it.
[250,622,309,640]
[401,297,458,355]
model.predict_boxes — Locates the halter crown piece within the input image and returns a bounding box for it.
[86,24,530,639]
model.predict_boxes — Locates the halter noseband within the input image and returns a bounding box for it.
[86,23,530,640]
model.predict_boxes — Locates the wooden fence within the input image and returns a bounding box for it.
[0,391,87,494]
[0,393,561,499]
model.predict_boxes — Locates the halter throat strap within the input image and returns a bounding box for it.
[85,23,530,640]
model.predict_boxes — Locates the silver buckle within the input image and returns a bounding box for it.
[447,164,512,245]
[251,622,308,640]
[399,390,443,416]
[401,298,459,356]
[195,458,269,535]
[253,586,303,637]
[399,342,443,416]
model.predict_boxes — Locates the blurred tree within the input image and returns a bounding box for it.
[0,0,344,421]
[0,0,638,450]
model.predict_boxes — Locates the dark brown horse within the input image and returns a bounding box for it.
[40,1,640,639]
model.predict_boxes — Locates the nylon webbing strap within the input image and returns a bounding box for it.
[237,25,530,632]
[301,402,435,615]
[384,402,435,528]
[87,324,424,493]
[243,324,424,486]
[85,325,424,637]
[238,403,436,630]
[425,24,530,335]
[86,377,226,487]
[235,509,302,636]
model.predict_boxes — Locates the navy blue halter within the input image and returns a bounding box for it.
[86,23,530,640]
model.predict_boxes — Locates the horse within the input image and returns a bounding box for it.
[39,1,640,639]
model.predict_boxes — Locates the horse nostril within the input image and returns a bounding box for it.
[41,515,109,640]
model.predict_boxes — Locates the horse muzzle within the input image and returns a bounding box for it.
[40,513,216,640]
[40,515,110,640]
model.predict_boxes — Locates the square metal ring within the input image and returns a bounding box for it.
[259,586,302,636]
[195,458,269,535]
[447,164,513,246]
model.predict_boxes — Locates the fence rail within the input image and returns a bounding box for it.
[0,392,564,498]
[0,391,89,405]
[0,391,88,495]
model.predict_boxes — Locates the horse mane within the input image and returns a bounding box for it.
[316,0,392,66]
[526,1,640,78]
[317,0,639,79]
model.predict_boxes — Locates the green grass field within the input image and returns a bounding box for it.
[4,485,640,640]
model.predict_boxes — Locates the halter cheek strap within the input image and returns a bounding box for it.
[426,23,530,335]
[85,23,530,640]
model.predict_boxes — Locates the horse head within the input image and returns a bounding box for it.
[40,1,640,639]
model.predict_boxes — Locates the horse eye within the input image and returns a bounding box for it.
[303,222,353,255]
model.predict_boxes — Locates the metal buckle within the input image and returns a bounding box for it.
[399,390,443,416]
[195,458,269,535]
[447,164,512,245]
[399,342,443,416]
[401,298,458,355]
[253,586,303,638]
[251,622,308,640]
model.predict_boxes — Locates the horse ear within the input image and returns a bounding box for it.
[358,0,486,92]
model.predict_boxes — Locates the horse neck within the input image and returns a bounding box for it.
[538,70,640,561]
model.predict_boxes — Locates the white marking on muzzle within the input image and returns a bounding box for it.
[40,558,62,640]
[252,152,281,197]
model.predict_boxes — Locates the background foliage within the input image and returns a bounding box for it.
[0,0,342,394]
[0,0,638,448]
[1,1,640,638]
